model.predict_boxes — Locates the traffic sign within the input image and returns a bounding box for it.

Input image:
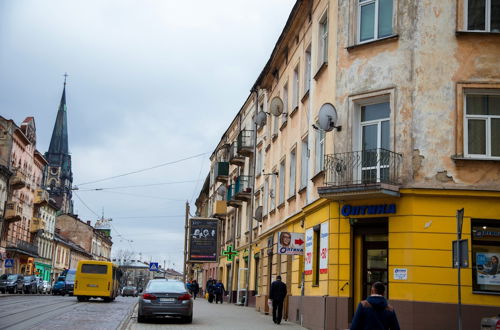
[4,259,14,268]
[149,262,159,271]
[452,239,469,268]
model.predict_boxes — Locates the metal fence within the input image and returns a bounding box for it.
[324,148,402,187]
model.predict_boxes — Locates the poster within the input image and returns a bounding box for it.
[277,232,305,255]
[304,228,313,275]
[188,218,219,262]
[476,252,500,286]
[319,222,328,274]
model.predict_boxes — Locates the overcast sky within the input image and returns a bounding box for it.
[0,0,294,271]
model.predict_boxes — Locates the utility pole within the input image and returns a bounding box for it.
[456,208,464,330]
[244,87,259,306]
[183,201,190,282]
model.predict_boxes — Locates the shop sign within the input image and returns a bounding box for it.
[277,232,305,255]
[476,252,500,286]
[393,268,407,280]
[304,229,313,275]
[319,222,328,274]
[341,204,396,217]
[188,218,219,262]
[474,228,500,242]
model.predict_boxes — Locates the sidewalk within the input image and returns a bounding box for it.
[126,298,306,330]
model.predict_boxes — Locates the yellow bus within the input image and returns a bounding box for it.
[74,260,120,302]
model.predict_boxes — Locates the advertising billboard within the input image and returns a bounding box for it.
[188,218,219,262]
[277,232,305,255]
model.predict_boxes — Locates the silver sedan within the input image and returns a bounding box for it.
[138,279,193,323]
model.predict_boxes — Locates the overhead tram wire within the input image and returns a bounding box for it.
[76,152,209,187]
[79,190,185,201]
[74,192,100,218]
[77,179,203,191]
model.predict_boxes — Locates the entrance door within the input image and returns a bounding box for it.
[362,236,388,299]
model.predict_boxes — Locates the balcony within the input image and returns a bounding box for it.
[318,149,403,200]
[6,239,38,257]
[226,184,242,207]
[10,169,27,190]
[229,142,245,166]
[4,202,22,222]
[214,162,229,183]
[30,217,46,233]
[213,200,227,217]
[34,189,49,205]
[237,130,254,156]
[234,175,252,201]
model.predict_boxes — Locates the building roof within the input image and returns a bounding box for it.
[47,83,69,157]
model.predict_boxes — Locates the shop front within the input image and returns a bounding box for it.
[34,260,52,281]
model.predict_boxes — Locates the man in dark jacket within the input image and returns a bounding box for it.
[350,282,400,330]
[269,275,287,324]
[214,280,225,304]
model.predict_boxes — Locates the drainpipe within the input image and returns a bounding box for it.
[244,87,259,307]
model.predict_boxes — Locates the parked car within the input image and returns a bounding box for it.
[121,286,138,297]
[63,269,76,296]
[35,277,44,294]
[42,280,52,294]
[138,279,193,323]
[52,276,67,295]
[481,314,500,330]
[0,274,24,294]
[23,275,38,294]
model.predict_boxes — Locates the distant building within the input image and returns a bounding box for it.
[33,197,59,281]
[44,80,73,214]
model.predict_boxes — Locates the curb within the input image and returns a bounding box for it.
[118,301,138,330]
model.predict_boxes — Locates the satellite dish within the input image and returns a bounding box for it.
[255,111,267,127]
[318,103,341,132]
[254,206,263,222]
[270,97,284,116]
[216,185,227,196]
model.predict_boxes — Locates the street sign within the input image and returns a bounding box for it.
[457,208,464,239]
[149,262,159,272]
[4,259,14,268]
[452,239,469,268]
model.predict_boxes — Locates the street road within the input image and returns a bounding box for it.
[0,294,135,330]
[125,299,306,330]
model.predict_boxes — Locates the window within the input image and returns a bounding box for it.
[289,148,296,197]
[315,129,325,174]
[313,226,320,285]
[256,149,263,175]
[293,65,299,109]
[472,219,500,293]
[304,46,312,93]
[358,0,393,43]
[270,171,277,209]
[301,136,309,189]
[81,264,108,274]
[279,159,286,205]
[464,93,500,158]
[273,115,279,136]
[263,178,269,215]
[282,84,289,125]
[319,13,329,64]
[466,0,500,32]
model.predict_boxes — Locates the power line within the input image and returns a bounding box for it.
[74,192,100,218]
[77,179,203,191]
[76,152,209,186]
[79,190,185,201]
[113,215,184,219]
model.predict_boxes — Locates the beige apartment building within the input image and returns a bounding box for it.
[197,0,500,329]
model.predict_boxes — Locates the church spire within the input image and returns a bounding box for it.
[48,74,69,155]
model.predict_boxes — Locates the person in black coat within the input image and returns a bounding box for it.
[269,275,287,324]
[350,282,400,330]
[206,278,215,303]
[191,280,200,299]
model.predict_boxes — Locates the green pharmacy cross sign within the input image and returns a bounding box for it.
[222,245,238,261]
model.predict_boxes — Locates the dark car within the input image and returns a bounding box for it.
[122,286,138,297]
[63,269,76,296]
[23,275,38,294]
[52,276,67,295]
[138,279,193,323]
[0,274,24,294]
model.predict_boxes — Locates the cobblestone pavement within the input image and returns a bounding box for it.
[0,294,136,330]
[125,298,306,330]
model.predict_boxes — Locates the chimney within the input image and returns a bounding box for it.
[87,221,91,225]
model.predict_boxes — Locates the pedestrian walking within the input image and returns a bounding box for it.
[269,275,287,325]
[214,280,225,304]
[206,278,215,303]
[350,282,400,330]
[191,280,200,299]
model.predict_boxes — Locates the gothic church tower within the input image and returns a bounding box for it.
[44,78,73,214]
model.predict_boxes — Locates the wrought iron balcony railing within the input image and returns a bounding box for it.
[324,149,402,187]
[229,142,245,165]
[234,175,252,200]
[237,130,254,156]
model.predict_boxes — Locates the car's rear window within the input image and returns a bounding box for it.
[81,264,108,274]
[147,281,186,293]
